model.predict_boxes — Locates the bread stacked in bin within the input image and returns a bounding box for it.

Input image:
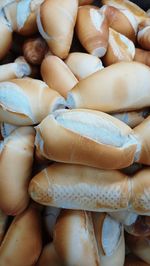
[0,0,150,265]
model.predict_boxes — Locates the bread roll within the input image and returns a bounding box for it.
[101,5,137,42]
[66,62,150,113]
[65,52,104,80]
[137,20,150,50]
[0,126,35,215]
[41,55,78,98]
[0,204,42,266]
[37,242,61,266]
[29,162,130,211]
[53,209,100,266]
[29,163,150,214]
[35,108,138,169]
[76,5,109,57]
[103,28,135,66]
[92,212,125,266]
[37,0,78,59]
[102,0,148,23]
[0,77,65,125]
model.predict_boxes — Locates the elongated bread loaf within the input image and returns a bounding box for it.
[29,163,150,214]
[37,0,78,59]
[66,62,150,113]
[29,163,130,212]
[0,204,42,266]
[0,126,35,215]
[53,210,100,266]
[35,108,138,169]
[0,78,65,125]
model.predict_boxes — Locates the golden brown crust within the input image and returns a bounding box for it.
[0,204,42,266]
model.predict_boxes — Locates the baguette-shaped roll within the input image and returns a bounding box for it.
[125,254,149,266]
[29,163,150,214]
[137,19,150,50]
[125,234,150,264]
[103,28,135,66]
[0,10,12,60]
[66,62,150,112]
[37,0,78,59]
[29,163,130,211]
[92,213,125,266]
[37,242,61,266]
[0,126,35,215]
[101,5,138,42]
[0,57,31,82]
[53,210,100,266]
[0,204,42,266]
[134,48,150,67]
[35,108,138,169]
[0,210,8,244]
[0,77,65,126]
[76,5,109,57]
[79,0,93,5]
[4,0,39,36]
[112,109,150,128]
[65,52,104,80]
[23,37,48,65]
[41,55,78,98]
[102,0,148,23]
[108,211,138,226]
[125,215,150,237]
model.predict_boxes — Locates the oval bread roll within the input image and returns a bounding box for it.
[35,108,138,169]
[0,204,42,266]
[66,62,150,113]
[29,163,150,214]
[0,126,35,215]
[0,78,66,126]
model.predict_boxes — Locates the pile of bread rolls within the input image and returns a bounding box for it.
[0,0,150,265]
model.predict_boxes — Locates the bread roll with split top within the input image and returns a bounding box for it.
[101,5,138,42]
[29,163,150,214]
[0,77,66,126]
[0,126,35,215]
[66,62,150,113]
[41,55,78,98]
[102,0,148,23]
[137,19,150,50]
[102,28,135,66]
[35,108,139,169]
[92,212,125,266]
[76,5,109,57]
[65,52,104,80]
[37,0,78,59]
[0,204,42,266]
[53,209,100,266]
